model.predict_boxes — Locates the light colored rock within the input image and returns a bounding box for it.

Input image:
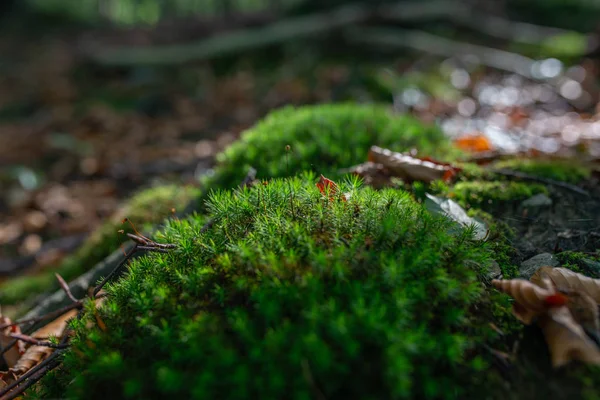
[520,252,559,279]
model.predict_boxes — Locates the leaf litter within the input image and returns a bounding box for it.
[493,266,600,367]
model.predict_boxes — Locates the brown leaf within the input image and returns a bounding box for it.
[531,266,600,303]
[316,175,346,202]
[9,309,77,376]
[0,316,26,368]
[566,291,600,342]
[538,306,600,368]
[492,278,562,324]
[367,146,459,183]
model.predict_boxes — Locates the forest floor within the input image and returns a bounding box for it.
[2,17,600,279]
[1,8,600,399]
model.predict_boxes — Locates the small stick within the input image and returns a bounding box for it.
[0,293,107,331]
[0,356,62,400]
[0,351,63,398]
[9,333,70,350]
[136,246,171,253]
[55,273,78,303]
[92,244,138,297]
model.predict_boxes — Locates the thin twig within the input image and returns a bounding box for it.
[9,333,70,350]
[492,168,591,197]
[92,244,138,297]
[55,273,78,303]
[0,292,107,332]
[0,301,83,331]
[0,356,62,400]
[127,233,177,249]
[136,246,171,253]
[0,350,62,398]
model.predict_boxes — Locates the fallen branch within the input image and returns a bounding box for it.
[344,27,537,78]
[8,334,69,350]
[82,0,596,67]
[379,1,595,48]
[86,3,372,66]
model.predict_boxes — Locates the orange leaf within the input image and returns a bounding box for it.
[454,134,494,153]
[316,175,346,202]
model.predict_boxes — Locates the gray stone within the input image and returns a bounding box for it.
[486,260,503,280]
[520,253,559,279]
[520,193,552,208]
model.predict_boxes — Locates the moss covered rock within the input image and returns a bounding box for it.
[493,158,590,183]
[210,103,454,189]
[32,103,600,399]
[42,177,496,399]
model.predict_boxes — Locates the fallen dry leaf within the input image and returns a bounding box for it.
[9,309,78,376]
[565,290,600,343]
[367,146,460,183]
[0,316,26,368]
[531,266,600,303]
[494,265,600,368]
[316,175,346,202]
[492,278,564,324]
[538,306,600,368]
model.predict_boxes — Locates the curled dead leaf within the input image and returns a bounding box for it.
[538,306,600,368]
[566,291,600,343]
[491,278,562,324]
[531,266,600,303]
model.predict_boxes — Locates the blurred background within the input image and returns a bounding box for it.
[1,0,599,284]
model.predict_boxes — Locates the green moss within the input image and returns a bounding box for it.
[41,176,503,400]
[448,181,548,210]
[556,251,600,278]
[209,103,455,190]
[0,184,199,306]
[493,159,590,183]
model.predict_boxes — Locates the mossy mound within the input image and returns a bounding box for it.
[493,158,590,183]
[0,184,199,307]
[210,103,453,189]
[447,181,548,210]
[42,176,496,400]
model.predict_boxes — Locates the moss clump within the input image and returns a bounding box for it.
[493,159,590,183]
[448,181,548,210]
[0,185,199,306]
[556,251,600,278]
[43,176,500,400]
[210,103,453,189]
